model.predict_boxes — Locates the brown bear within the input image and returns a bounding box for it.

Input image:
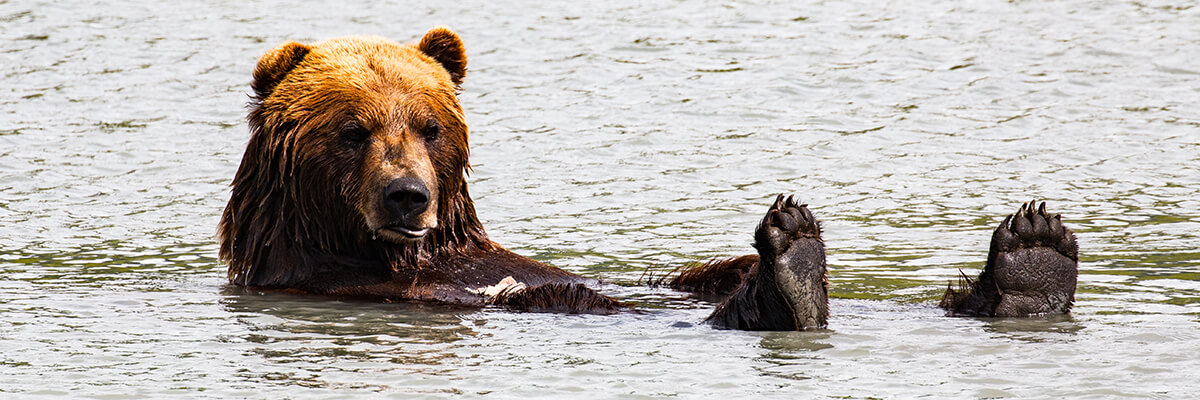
[217,27,827,330]
[218,27,1075,331]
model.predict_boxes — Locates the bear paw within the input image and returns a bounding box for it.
[469,276,528,298]
[987,200,1079,316]
[753,194,829,329]
[753,194,821,257]
[942,200,1079,317]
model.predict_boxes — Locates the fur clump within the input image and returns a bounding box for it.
[491,283,624,314]
[643,255,758,297]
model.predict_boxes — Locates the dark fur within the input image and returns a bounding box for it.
[663,255,758,297]
[706,267,810,330]
[492,283,625,314]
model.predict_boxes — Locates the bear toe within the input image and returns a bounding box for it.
[753,194,821,258]
[996,200,1078,261]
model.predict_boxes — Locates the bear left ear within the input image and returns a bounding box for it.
[252,41,311,99]
[417,26,467,86]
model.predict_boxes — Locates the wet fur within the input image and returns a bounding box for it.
[661,255,758,297]
[492,283,625,314]
[218,29,617,313]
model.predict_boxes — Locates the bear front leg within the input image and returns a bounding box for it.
[940,201,1078,317]
[479,277,625,314]
[706,195,829,331]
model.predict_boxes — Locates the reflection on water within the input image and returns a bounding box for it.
[220,290,481,391]
[759,330,836,353]
[980,314,1084,343]
[2,0,1199,397]
[221,288,479,347]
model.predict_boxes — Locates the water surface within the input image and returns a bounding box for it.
[2,0,1198,398]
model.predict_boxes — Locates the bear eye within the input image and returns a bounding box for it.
[340,121,370,143]
[420,120,440,141]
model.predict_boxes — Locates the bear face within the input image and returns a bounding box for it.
[253,32,468,243]
[220,28,492,288]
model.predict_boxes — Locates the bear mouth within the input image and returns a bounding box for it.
[378,225,431,240]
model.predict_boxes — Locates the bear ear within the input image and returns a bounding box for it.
[417,26,467,86]
[252,41,311,99]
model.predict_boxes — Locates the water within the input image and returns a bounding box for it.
[2,0,1199,398]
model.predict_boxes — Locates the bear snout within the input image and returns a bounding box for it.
[376,176,439,240]
[384,177,431,218]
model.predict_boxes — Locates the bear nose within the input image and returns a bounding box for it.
[384,177,431,217]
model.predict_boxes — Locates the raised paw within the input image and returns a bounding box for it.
[942,200,1079,317]
[707,194,828,331]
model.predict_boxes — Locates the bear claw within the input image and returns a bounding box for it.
[994,200,1077,262]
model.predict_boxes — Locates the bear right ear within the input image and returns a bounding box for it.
[252,41,311,99]
[417,27,467,86]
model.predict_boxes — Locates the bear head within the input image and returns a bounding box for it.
[220,27,491,287]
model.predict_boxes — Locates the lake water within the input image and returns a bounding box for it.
[2,0,1198,398]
